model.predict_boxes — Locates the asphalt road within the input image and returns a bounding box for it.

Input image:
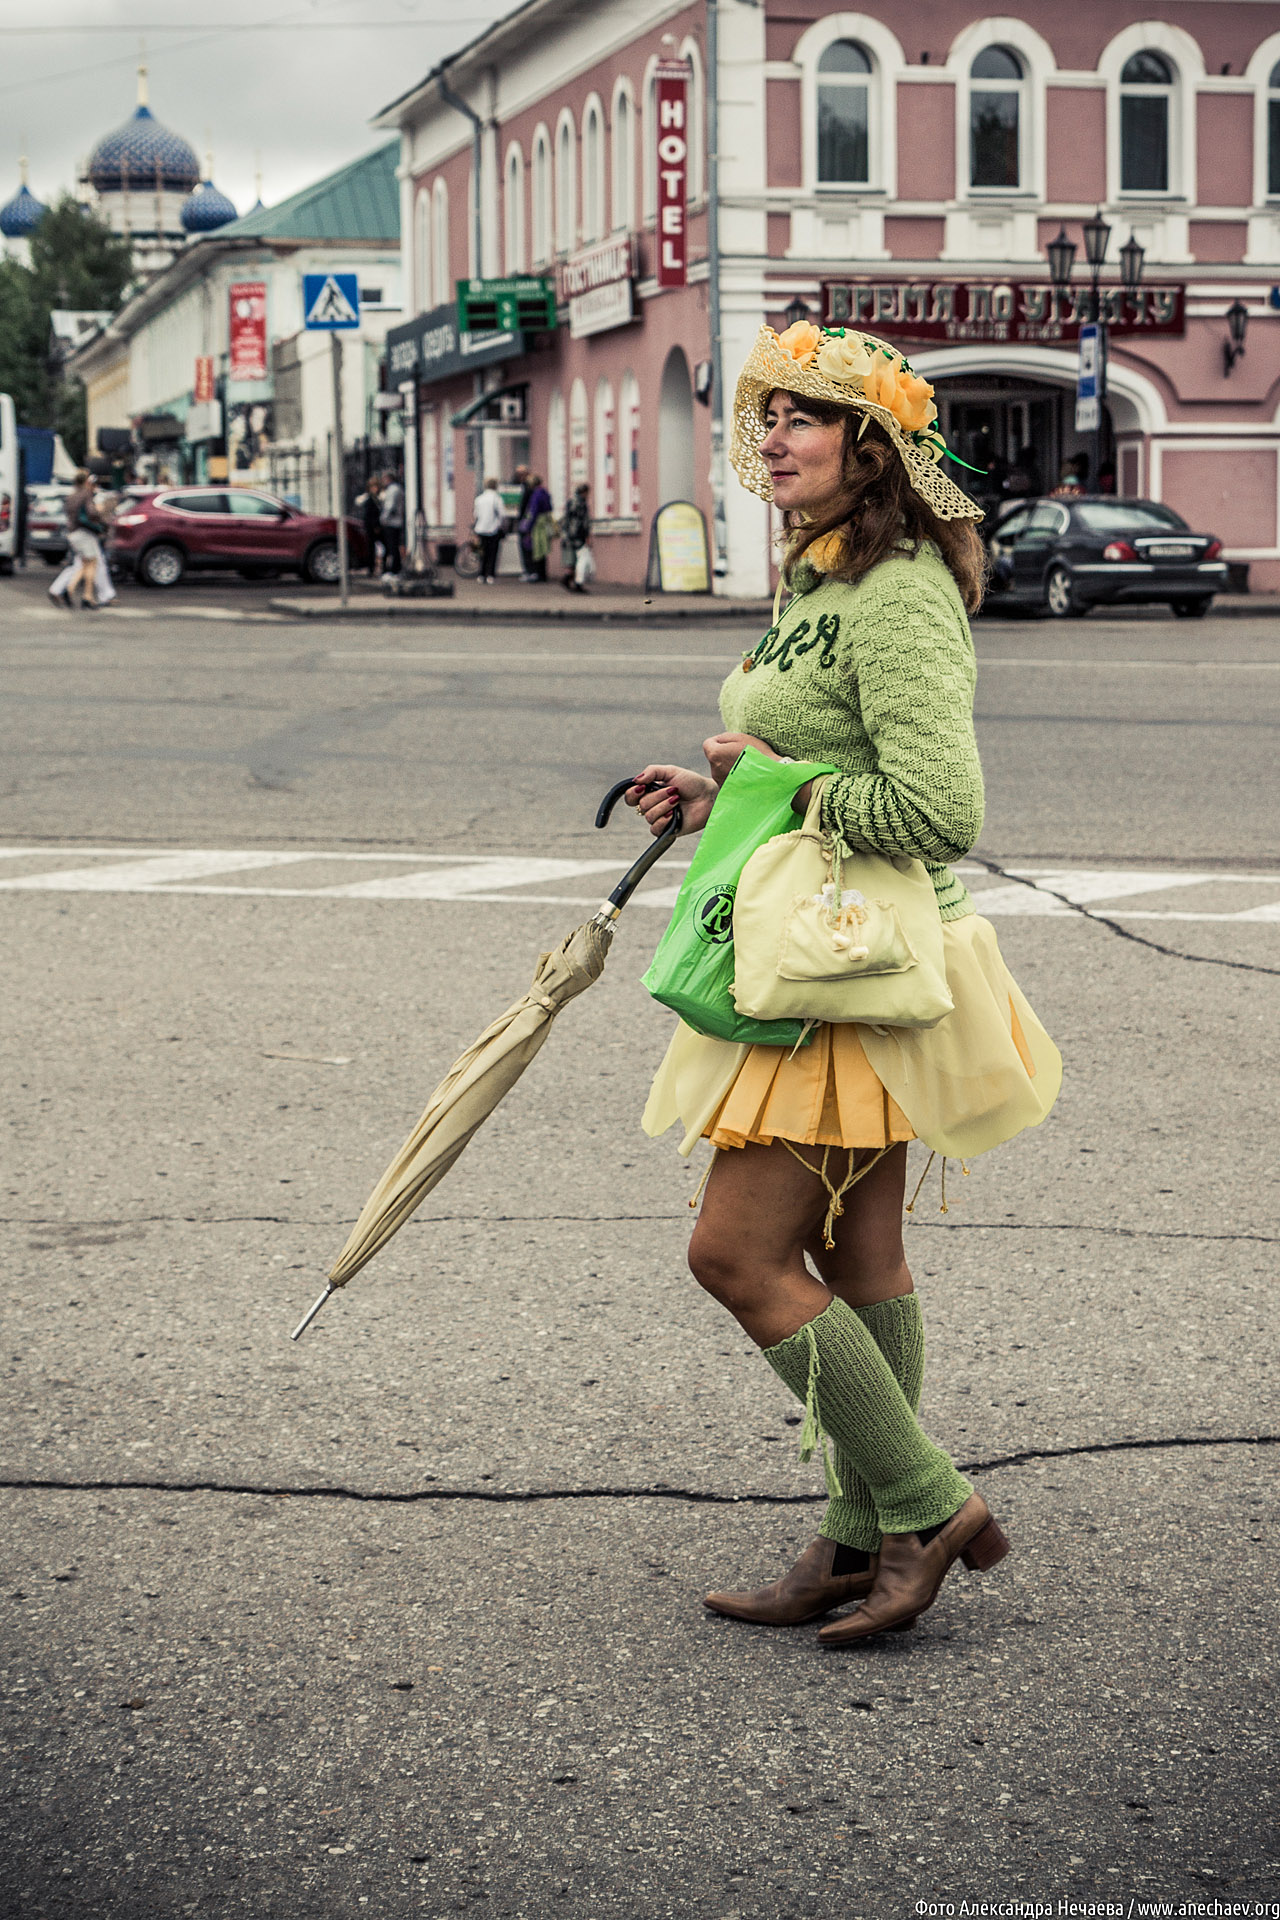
[2,566,1278,1919]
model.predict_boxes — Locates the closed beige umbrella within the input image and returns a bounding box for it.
[291,784,680,1339]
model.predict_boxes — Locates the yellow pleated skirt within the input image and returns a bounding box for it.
[641,913,1062,1162]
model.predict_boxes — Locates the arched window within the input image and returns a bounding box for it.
[547,389,567,514]
[556,112,577,254]
[594,377,616,518]
[1120,51,1174,192]
[504,143,525,274]
[582,98,605,243]
[1267,60,1280,197]
[611,82,635,232]
[531,127,552,266]
[568,378,589,489]
[414,189,432,311]
[679,37,706,202]
[817,41,872,186]
[620,370,640,517]
[431,178,450,308]
[969,45,1023,190]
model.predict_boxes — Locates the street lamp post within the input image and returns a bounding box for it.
[1044,216,1144,492]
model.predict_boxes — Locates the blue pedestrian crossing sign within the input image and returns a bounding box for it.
[303,273,360,330]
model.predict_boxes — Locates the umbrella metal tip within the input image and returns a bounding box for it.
[290,1282,337,1342]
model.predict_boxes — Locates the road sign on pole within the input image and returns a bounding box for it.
[303,273,360,331]
[1076,323,1100,433]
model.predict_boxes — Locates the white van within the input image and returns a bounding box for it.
[0,392,19,573]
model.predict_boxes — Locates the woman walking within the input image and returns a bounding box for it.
[518,473,555,582]
[628,320,1060,1644]
[60,472,106,610]
[359,475,383,576]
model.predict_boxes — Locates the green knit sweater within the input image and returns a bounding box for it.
[719,543,983,920]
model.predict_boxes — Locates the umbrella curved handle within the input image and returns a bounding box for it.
[594,776,683,917]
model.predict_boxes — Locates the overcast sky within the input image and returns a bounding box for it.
[0,0,525,224]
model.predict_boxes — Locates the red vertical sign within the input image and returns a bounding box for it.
[228,282,267,381]
[654,64,688,289]
[194,356,214,402]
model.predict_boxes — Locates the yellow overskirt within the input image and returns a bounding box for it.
[641,913,1062,1160]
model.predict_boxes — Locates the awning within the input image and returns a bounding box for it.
[449,384,527,429]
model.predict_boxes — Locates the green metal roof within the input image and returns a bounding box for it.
[220,142,399,243]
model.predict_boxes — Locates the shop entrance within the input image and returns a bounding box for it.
[931,374,1108,515]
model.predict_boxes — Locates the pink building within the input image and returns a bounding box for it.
[377,2,1280,596]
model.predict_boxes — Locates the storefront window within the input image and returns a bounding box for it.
[969,45,1023,191]
[547,389,567,513]
[1269,62,1280,198]
[1120,51,1173,194]
[569,378,589,489]
[817,40,871,186]
[594,378,616,518]
[621,372,640,517]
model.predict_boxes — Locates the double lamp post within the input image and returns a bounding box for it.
[1044,212,1145,492]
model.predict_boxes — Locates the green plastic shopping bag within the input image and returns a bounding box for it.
[642,747,837,1046]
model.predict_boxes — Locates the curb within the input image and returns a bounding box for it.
[267,596,776,624]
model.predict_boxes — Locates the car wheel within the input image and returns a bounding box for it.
[139,543,185,589]
[304,540,340,584]
[1171,597,1211,619]
[1044,564,1084,618]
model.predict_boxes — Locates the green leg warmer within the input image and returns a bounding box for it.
[764,1294,971,1537]
[819,1294,926,1553]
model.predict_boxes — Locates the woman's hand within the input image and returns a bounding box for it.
[625,765,718,837]
[702,732,779,784]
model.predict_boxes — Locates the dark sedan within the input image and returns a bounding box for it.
[107,485,366,588]
[985,496,1227,618]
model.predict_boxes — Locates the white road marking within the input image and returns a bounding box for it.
[0,849,1276,926]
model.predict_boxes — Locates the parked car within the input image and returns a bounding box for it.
[25,485,72,566]
[107,485,367,588]
[985,496,1227,618]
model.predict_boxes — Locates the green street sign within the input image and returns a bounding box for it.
[456,276,557,335]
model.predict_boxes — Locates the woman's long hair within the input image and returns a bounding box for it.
[777,402,988,614]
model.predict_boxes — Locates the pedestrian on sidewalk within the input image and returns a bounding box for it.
[357,475,383,576]
[379,470,405,574]
[472,475,506,584]
[519,473,555,582]
[560,482,592,592]
[627,319,1060,1645]
[513,464,535,580]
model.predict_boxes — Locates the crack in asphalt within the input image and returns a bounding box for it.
[8,1215,1276,1244]
[970,853,1280,978]
[2,1434,1276,1507]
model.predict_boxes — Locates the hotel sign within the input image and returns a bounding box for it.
[654,62,689,289]
[560,236,636,339]
[821,279,1186,342]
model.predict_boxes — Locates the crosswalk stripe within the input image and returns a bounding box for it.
[0,849,1276,925]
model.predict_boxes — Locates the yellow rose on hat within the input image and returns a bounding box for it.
[889,368,936,434]
[813,331,875,383]
[775,319,822,366]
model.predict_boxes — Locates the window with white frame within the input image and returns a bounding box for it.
[1120,51,1174,193]
[679,38,705,203]
[817,41,872,187]
[582,99,605,243]
[969,45,1024,190]
[569,377,589,489]
[620,370,640,516]
[612,83,635,232]
[1269,61,1280,197]
[415,189,432,311]
[431,177,449,307]
[547,389,567,514]
[594,377,616,518]
[504,144,526,274]
[556,113,577,254]
[531,128,552,265]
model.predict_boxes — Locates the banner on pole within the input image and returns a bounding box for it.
[228,282,267,381]
[654,63,689,290]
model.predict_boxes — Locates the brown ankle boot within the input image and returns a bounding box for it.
[818,1493,1009,1645]
[703,1536,878,1626]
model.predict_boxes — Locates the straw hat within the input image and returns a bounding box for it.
[730,321,983,523]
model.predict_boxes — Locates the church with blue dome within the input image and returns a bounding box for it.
[3,65,237,277]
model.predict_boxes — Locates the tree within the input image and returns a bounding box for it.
[0,196,133,459]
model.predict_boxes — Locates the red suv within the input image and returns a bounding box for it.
[108,485,367,588]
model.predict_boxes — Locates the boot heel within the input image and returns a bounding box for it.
[960,1517,1010,1572]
